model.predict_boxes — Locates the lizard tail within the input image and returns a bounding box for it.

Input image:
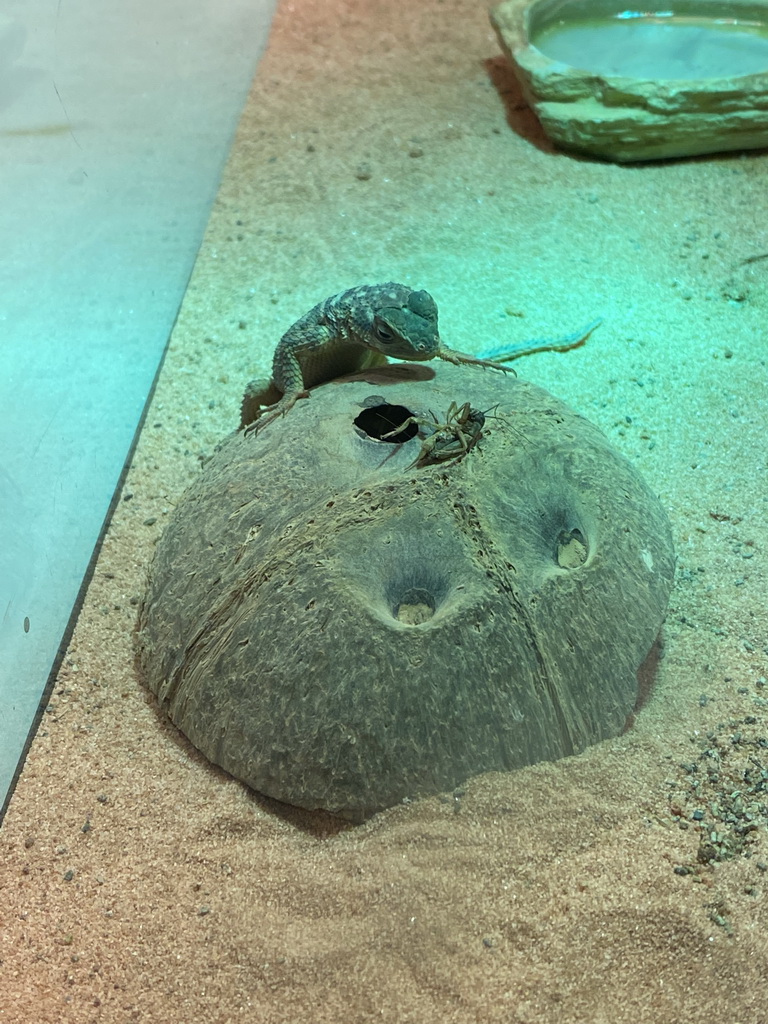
[477,318,602,363]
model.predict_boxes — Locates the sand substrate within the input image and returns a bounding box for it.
[2,1,767,1021]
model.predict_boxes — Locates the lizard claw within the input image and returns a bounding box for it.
[437,347,517,376]
[243,390,310,436]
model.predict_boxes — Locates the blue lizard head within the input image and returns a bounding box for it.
[370,288,441,361]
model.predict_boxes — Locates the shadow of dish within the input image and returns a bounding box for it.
[484,54,558,156]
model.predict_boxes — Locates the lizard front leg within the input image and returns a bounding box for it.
[242,323,333,434]
[240,378,282,429]
[242,387,311,435]
[436,346,517,377]
[246,386,311,434]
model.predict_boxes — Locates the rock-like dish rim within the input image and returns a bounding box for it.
[490,0,768,162]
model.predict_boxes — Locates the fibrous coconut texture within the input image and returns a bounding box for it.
[137,362,675,820]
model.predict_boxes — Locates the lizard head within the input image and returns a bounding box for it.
[369,289,441,362]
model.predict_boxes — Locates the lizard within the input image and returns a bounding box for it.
[240,282,600,432]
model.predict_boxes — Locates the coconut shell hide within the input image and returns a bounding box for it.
[136,361,675,820]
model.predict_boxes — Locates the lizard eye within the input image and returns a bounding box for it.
[374,323,395,343]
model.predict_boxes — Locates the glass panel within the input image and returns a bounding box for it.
[0,0,276,808]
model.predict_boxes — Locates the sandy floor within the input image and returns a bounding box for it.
[3,1,768,1021]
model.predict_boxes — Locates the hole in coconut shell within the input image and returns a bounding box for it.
[393,587,436,625]
[556,527,588,569]
[354,403,419,443]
